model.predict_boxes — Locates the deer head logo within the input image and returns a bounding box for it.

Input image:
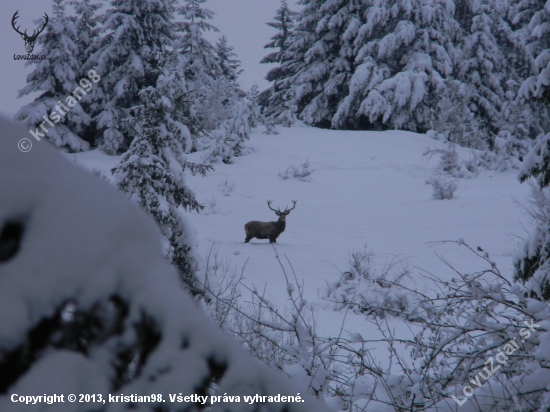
[11,11,49,54]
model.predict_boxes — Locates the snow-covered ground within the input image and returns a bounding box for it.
[74,124,532,341]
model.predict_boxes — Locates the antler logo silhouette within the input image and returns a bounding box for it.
[11,11,49,54]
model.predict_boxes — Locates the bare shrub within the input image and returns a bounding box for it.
[327,240,550,411]
[199,240,550,411]
[200,244,244,328]
[218,176,235,196]
[203,196,220,215]
[426,176,458,199]
[278,160,314,182]
[424,144,476,178]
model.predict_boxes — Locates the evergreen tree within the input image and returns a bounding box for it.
[455,0,508,146]
[442,0,546,148]
[261,0,547,148]
[246,84,263,129]
[68,0,102,145]
[515,0,550,105]
[215,35,242,83]
[84,0,177,154]
[514,0,550,300]
[15,0,90,152]
[515,131,550,300]
[286,0,358,128]
[69,0,102,67]
[111,62,211,293]
[174,0,224,136]
[332,0,461,132]
[202,98,252,164]
[260,0,298,123]
[175,0,253,157]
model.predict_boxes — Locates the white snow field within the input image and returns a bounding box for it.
[74,123,532,365]
[188,125,530,306]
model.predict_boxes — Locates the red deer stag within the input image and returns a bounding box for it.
[244,200,297,243]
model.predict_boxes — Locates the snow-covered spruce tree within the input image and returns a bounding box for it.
[67,0,102,146]
[69,0,102,69]
[452,0,510,148]
[15,0,91,152]
[284,0,359,129]
[246,84,263,129]
[174,0,225,137]
[215,35,242,83]
[175,0,252,160]
[0,117,330,412]
[486,0,550,143]
[438,0,545,150]
[202,98,252,165]
[515,0,550,107]
[331,0,461,132]
[202,84,259,164]
[84,0,177,154]
[260,0,298,123]
[514,0,550,300]
[432,79,486,148]
[111,65,211,295]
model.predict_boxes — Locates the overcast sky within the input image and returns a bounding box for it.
[0,0,300,116]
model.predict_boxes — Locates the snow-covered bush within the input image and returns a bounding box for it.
[0,117,330,412]
[197,235,550,411]
[469,131,533,172]
[426,176,458,200]
[426,134,532,181]
[323,247,413,318]
[278,160,314,182]
[424,144,477,178]
[325,240,550,411]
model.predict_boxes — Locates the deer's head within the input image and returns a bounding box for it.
[12,11,49,54]
[267,199,297,222]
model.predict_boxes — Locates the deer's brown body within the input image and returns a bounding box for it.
[244,200,296,243]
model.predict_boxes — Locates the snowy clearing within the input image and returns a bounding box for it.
[76,124,531,339]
